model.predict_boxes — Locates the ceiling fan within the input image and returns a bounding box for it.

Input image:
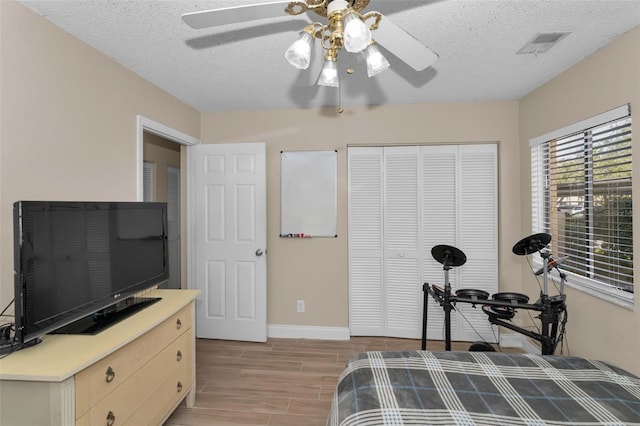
[182,0,438,88]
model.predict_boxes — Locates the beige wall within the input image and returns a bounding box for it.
[519,26,640,375]
[201,102,522,327]
[0,2,200,313]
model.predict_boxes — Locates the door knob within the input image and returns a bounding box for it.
[255,249,264,256]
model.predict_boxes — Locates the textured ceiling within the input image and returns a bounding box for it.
[17,0,640,113]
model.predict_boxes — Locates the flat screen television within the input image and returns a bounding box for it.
[11,201,169,351]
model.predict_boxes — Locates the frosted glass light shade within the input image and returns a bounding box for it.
[343,13,371,53]
[318,60,339,87]
[365,43,390,77]
[285,32,314,70]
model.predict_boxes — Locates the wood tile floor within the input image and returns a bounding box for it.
[164,337,523,426]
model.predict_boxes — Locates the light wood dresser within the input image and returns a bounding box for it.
[0,289,199,426]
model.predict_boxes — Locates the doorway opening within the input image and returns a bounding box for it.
[136,115,200,290]
[143,133,181,288]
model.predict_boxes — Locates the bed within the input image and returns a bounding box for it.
[327,350,640,425]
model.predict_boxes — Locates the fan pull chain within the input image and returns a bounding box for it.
[346,52,355,75]
[337,84,344,114]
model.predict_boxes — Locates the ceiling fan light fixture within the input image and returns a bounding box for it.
[343,12,371,53]
[318,54,339,87]
[365,42,390,77]
[285,30,314,70]
[183,0,440,102]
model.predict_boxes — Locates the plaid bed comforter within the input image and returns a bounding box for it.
[327,351,640,426]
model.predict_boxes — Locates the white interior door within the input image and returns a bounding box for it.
[193,143,267,342]
[166,166,181,289]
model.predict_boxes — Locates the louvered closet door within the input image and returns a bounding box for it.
[348,147,384,335]
[422,146,459,340]
[456,145,498,342]
[383,147,421,338]
[422,144,498,342]
[348,144,498,342]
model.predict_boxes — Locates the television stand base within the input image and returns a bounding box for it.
[51,296,160,335]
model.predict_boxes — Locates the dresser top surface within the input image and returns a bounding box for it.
[0,289,199,382]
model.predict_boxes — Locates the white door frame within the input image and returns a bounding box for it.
[136,115,200,291]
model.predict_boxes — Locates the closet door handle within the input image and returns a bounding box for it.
[105,366,115,383]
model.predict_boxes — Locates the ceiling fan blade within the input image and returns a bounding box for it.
[182,1,293,29]
[373,14,438,71]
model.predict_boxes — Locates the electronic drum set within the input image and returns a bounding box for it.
[421,233,568,355]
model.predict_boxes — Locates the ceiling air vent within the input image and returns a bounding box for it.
[517,32,571,55]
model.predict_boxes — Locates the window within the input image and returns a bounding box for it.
[530,105,633,306]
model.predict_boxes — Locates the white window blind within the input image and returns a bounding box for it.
[530,105,633,302]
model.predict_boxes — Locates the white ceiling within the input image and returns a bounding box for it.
[18,0,640,113]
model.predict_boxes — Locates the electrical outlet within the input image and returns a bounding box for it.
[296,300,305,313]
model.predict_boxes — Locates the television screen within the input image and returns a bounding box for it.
[13,201,169,347]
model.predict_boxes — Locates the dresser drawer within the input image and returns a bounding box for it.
[124,361,193,426]
[75,304,192,418]
[76,330,191,426]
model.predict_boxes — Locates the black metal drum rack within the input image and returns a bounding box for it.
[422,233,567,355]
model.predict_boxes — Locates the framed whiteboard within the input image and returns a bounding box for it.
[280,150,337,237]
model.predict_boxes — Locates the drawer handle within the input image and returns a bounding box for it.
[105,366,115,383]
[177,381,183,393]
[177,350,182,362]
[176,318,182,329]
[106,410,115,426]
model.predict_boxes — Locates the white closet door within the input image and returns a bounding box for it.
[348,147,384,335]
[348,144,498,342]
[422,146,459,340]
[384,146,421,338]
[457,144,498,341]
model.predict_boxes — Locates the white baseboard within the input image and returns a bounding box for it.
[499,333,540,354]
[521,337,541,355]
[268,324,350,340]
[499,333,523,348]
[265,326,544,353]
